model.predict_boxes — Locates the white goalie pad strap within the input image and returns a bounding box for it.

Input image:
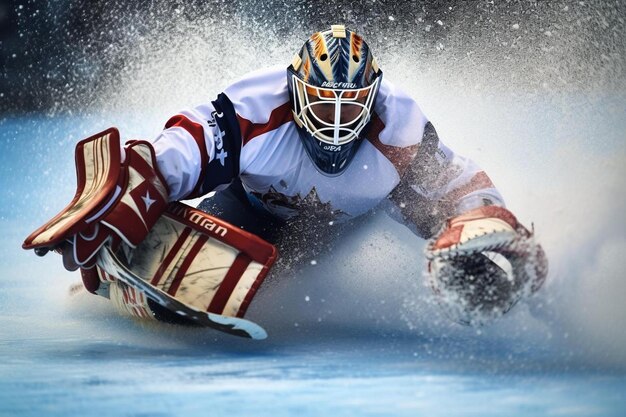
[23,128,122,249]
[103,202,277,319]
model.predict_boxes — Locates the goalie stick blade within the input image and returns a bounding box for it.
[97,246,268,340]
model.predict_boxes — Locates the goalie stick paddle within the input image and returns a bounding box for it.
[97,245,268,340]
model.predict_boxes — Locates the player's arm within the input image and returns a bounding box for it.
[22,93,244,272]
[388,122,547,324]
[152,93,243,201]
[388,121,505,239]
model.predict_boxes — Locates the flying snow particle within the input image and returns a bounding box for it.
[512,23,520,30]
[388,16,395,21]
[310,260,317,265]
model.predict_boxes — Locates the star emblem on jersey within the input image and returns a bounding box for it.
[141,190,156,212]
[216,148,228,166]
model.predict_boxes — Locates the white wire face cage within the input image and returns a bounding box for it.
[290,75,380,145]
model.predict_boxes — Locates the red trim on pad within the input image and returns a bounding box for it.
[151,227,192,286]
[167,234,209,296]
[166,203,277,264]
[207,252,252,314]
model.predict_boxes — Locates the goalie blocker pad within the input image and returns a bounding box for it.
[97,202,278,319]
[23,128,122,250]
[23,127,170,268]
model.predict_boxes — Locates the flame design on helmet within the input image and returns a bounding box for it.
[293,26,379,88]
[310,32,326,61]
[302,57,311,81]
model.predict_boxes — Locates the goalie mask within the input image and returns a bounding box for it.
[287,25,383,176]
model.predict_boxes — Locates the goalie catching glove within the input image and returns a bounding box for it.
[425,206,548,325]
[23,128,169,270]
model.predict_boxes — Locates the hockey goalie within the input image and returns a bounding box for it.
[23,25,547,337]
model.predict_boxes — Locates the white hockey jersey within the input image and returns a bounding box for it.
[150,66,503,237]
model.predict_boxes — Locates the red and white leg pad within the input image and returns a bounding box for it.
[99,202,278,319]
[109,281,155,320]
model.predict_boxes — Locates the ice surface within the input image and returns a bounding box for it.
[2,96,625,417]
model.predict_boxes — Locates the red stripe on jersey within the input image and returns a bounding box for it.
[164,114,209,195]
[365,113,418,176]
[238,102,293,145]
[167,234,210,296]
[207,252,252,315]
[445,171,495,202]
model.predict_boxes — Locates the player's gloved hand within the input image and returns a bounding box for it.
[425,206,548,325]
[23,128,170,271]
[69,139,170,268]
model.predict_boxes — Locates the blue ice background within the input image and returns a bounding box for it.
[1,9,626,416]
[1,93,625,416]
